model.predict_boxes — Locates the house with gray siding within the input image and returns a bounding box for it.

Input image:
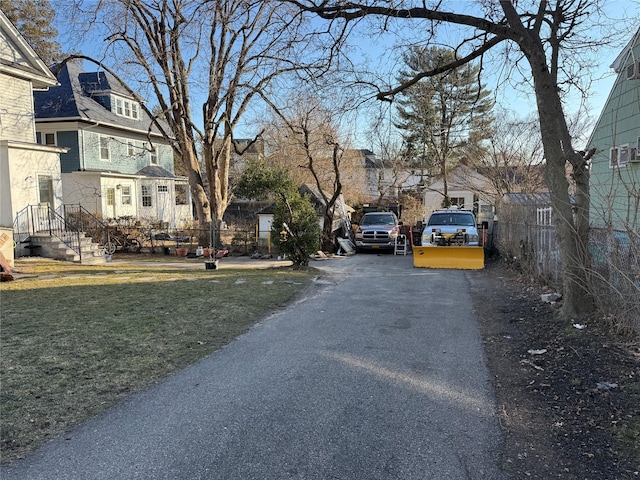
[587,28,640,231]
[34,62,192,228]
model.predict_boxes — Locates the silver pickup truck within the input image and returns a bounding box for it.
[354,211,400,252]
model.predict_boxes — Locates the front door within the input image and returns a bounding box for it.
[106,188,116,218]
[36,175,53,231]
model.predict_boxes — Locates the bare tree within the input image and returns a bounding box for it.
[68,0,328,237]
[462,109,546,202]
[263,95,351,251]
[288,0,625,319]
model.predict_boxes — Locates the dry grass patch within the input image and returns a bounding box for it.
[1,259,314,464]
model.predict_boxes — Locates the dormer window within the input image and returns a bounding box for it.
[113,95,140,120]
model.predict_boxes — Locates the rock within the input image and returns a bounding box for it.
[540,292,562,303]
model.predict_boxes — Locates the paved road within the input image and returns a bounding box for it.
[2,253,505,479]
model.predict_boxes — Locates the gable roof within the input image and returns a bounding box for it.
[611,27,640,73]
[34,62,171,139]
[344,149,389,169]
[427,163,493,191]
[0,10,57,88]
[137,165,175,178]
[587,27,640,148]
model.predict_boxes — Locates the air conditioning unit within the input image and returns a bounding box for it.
[630,147,640,163]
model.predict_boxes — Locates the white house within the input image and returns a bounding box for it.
[423,163,495,225]
[0,10,65,266]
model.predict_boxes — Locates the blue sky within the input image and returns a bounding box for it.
[53,1,640,150]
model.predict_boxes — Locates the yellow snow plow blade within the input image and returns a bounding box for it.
[413,246,484,270]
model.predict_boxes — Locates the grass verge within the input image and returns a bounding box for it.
[0,258,314,464]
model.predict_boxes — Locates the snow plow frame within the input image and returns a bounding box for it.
[413,245,484,270]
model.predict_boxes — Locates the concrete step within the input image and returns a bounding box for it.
[26,232,108,264]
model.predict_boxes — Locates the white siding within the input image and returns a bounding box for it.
[0,141,62,227]
[0,75,35,143]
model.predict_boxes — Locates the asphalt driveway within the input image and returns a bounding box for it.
[1,253,505,479]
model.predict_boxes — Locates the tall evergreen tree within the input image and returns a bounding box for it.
[395,46,493,206]
[1,0,63,66]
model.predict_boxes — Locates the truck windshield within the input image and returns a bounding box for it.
[360,214,396,226]
[428,213,475,226]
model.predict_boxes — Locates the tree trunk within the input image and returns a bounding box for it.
[180,142,210,225]
[526,48,593,319]
[441,159,449,207]
[203,130,233,247]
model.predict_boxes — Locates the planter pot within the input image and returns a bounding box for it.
[176,247,189,257]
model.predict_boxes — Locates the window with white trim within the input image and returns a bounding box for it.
[141,185,152,207]
[157,185,168,193]
[100,136,110,161]
[622,145,629,163]
[121,185,132,205]
[610,147,619,168]
[450,197,465,208]
[113,95,140,120]
[610,145,630,168]
[45,133,56,145]
[127,142,134,156]
[150,147,158,164]
[38,175,53,205]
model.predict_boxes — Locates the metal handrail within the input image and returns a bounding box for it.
[13,204,112,262]
[30,205,83,262]
[59,204,113,251]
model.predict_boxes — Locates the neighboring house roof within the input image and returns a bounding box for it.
[34,62,171,138]
[299,183,351,213]
[0,10,58,88]
[427,163,493,192]
[587,26,640,148]
[137,165,175,178]
[611,27,640,73]
[233,138,264,156]
[476,164,546,188]
[344,149,385,168]
[501,192,575,206]
[501,192,553,205]
[257,183,352,219]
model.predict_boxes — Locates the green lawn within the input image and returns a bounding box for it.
[0,258,314,464]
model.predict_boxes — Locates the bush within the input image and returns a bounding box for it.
[272,193,320,267]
